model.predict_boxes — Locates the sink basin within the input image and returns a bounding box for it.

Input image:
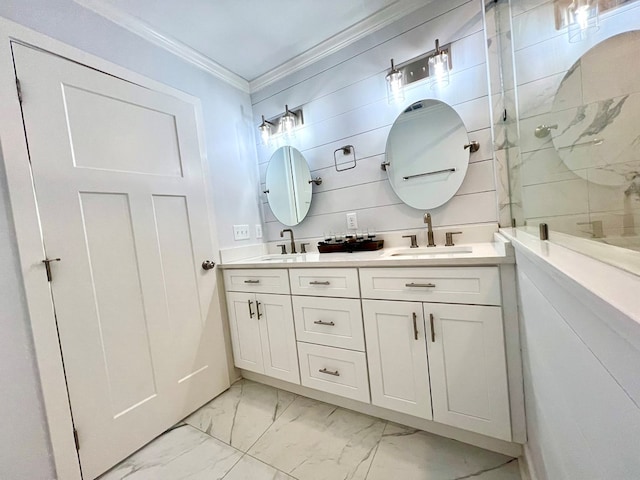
[389,246,473,256]
[257,253,306,262]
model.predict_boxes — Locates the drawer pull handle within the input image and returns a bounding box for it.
[313,320,335,326]
[248,300,255,318]
[309,280,331,286]
[319,368,340,377]
[430,313,435,343]
[256,301,262,320]
[244,279,260,284]
[412,312,418,340]
[405,282,436,288]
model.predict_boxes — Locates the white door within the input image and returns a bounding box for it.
[362,300,432,419]
[426,303,512,441]
[13,44,229,479]
[226,292,264,373]
[256,294,299,383]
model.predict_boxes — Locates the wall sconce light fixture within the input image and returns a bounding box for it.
[553,0,600,42]
[384,38,452,102]
[428,39,450,88]
[385,59,404,104]
[258,105,304,145]
[567,0,599,42]
[259,115,274,146]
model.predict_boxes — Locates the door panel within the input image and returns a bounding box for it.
[426,303,511,441]
[13,44,229,479]
[63,84,183,176]
[362,300,432,419]
[80,192,158,417]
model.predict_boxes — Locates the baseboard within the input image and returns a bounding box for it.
[519,444,540,480]
[242,370,523,458]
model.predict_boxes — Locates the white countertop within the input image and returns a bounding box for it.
[220,234,514,269]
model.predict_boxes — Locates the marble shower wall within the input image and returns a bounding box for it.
[501,0,640,240]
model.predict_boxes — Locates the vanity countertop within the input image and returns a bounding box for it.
[219,234,514,269]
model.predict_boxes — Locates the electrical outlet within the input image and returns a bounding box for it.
[346,212,358,230]
[233,224,250,240]
[255,224,263,239]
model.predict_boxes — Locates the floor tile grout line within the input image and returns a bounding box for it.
[243,451,302,480]
[219,452,249,480]
[362,420,388,480]
[241,382,302,455]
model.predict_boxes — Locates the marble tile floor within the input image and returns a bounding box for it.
[99,379,522,480]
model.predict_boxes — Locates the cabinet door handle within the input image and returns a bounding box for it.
[248,300,254,318]
[319,368,340,377]
[313,320,335,326]
[405,282,436,288]
[244,279,260,284]
[309,280,331,285]
[412,312,418,340]
[256,301,262,320]
[430,313,435,342]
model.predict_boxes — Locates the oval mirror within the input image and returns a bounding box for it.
[265,146,313,226]
[385,99,470,209]
[550,30,640,186]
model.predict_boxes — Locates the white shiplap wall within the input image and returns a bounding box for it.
[251,0,498,242]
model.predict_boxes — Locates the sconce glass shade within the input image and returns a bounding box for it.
[385,59,404,104]
[280,105,298,137]
[259,115,273,146]
[567,0,599,43]
[428,41,450,89]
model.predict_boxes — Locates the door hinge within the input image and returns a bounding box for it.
[42,258,61,282]
[15,78,22,104]
[73,428,80,451]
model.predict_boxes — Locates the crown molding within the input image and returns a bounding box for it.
[248,0,429,93]
[74,0,428,95]
[73,0,250,93]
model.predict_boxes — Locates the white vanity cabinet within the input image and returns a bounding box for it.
[360,267,512,442]
[224,270,299,384]
[291,268,370,403]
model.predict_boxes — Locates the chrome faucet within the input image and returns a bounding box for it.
[280,229,296,254]
[424,213,436,247]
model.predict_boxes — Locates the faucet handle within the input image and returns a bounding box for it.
[300,243,310,253]
[444,231,462,247]
[402,235,419,248]
[276,244,287,254]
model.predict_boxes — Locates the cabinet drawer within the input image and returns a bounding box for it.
[223,269,290,294]
[297,343,370,403]
[359,267,501,306]
[289,268,359,298]
[292,296,364,351]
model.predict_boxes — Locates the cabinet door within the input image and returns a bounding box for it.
[426,303,511,441]
[256,294,300,384]
[362,300,432,419]
[226,292,263,374]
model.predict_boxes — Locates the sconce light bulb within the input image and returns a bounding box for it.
[567,0,599,43]
[429,50,450,89]
[386,59,404,104]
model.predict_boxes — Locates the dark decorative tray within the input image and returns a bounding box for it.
[317,238,384,253]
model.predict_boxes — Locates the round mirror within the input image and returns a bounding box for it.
[550,31,640,186]
[265,146,313,226]
[385,99,470,209]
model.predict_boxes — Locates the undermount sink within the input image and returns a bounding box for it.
[389,245,473,256]
[257,253,305,262]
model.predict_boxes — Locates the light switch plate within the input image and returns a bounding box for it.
[255,224,263,239]
[233,224,250,240]
[346,212,358,230]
